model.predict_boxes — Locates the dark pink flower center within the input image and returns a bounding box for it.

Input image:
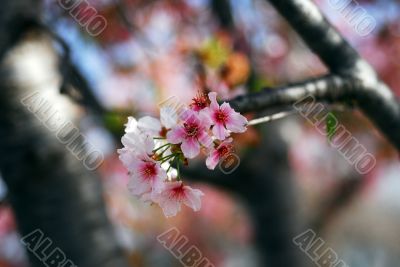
[184,122,199,137]
[170,185,185,199]
[141,163,157,179]
[215,110,228,123]
[217,145,230,156]
[190,92,210,111]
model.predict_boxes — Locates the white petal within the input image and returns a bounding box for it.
[183,187,203,212]
[160,106,178,129]
[167,168,178,180]
[138,116,162,135]
[125,117,139,133]
[159,199,181,217]
[122,132,154,156]
[205,150,220,170]
[143,135,155,155]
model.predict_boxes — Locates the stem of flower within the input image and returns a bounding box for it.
[159,154,176,163]
[167,164,172,173]
[176,162,181,181]
[158,146,171,156]
[153,143,170,153]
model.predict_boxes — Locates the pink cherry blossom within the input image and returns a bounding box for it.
[167,109,212,158]
[190,92,210,112]
[206,138,234,170]
[119,91,250,217]
[127,157,166,197]
[152,181,204,217]
[202,92,248,140]
[117,147,138,171]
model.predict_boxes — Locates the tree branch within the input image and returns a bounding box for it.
[267,0,360,73]
[229,75,357,112]
[227,0,400,150]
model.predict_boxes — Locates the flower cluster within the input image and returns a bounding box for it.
[118,92,248,217]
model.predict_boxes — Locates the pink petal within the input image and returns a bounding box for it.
[179,108,195,121]
[198,131,213,148]
[212,123,229,140]
[159,199,181,217]
[166,126,185,144]
[181,138,200,158]
[152,169,167,193]
[225,112,248,133]
[183,187,204,212]
[127,175,151,196]
[152,183,183,217]
[139,192,153,203]
[182,109,200,125]
[208,92,219,110]
[220,102,234,114]
[118,148,139,170]
[206,150,220,170]
[198,108,213,128]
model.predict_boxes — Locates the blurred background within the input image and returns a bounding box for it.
[0,0,400,266]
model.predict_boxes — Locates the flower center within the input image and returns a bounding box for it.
[218,146,229,156]
[190,92,209,110]
[184,122,199,137]
[142,163,157,178]
[215,110,227,123]
[171,184,185,199]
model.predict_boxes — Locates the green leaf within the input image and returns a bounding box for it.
[326,112,337,141]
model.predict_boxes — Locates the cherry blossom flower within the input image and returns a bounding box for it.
[127,156,166,197]
[125,116,139,133]
[206,138,234,170]
[167,109,212,158]
[152,181,204,217]
[120,130,154,157]
[118,91,250,217]
[135,107,179,136]
[190,91,210,111]
[202,92,248,140]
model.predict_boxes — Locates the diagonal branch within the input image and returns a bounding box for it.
[267,0,360,73]
[228,0,400,150]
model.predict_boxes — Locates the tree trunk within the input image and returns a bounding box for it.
[0,1,129,267]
